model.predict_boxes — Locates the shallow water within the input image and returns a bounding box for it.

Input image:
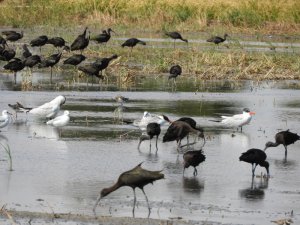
[0,77,299,225]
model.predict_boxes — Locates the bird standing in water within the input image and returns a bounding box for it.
[183,149,206,176]
[138,122,161,153]
[239,148,270,177]
[264,129,300,157]
[93,162,164,218]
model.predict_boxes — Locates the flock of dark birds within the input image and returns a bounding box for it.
[1,28,298,219]
[0,28,229,86]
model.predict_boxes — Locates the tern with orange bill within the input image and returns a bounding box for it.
[211,108,255,132]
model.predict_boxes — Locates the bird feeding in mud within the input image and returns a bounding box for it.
[264,129,300,157]
[211,108,255,132]
[163,116,205,152]
[138,122,161,153]
[0,110,12,130]
[183,149,206,176]
[29,95,66,119]
[207,34,229,45]
[93,162,164,218]
[165,31,188,48]
[121,38,146,52]
[239,148,270,177]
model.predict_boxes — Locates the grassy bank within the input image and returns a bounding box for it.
[1,0,300,34]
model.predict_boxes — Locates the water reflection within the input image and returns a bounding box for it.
[274,158,297,171]
[182,177,204,194]
[239,177,269,201]
[27,124,59,140]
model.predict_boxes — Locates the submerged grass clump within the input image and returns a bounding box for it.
[0,143,13,171]
[0,0,300,34]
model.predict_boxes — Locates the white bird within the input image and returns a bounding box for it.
[29,95,66,119]
[212,108,255,132]
[0,110,12,130]
[46,110,70,127]
[133,111,168,131]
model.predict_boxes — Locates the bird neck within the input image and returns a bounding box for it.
[181,38,188,43]
[103,182,122,197]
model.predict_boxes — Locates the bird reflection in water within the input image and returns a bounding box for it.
[239,177,269,201]
[182,177,204,194]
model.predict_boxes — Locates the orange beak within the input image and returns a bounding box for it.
[249,112,256,115]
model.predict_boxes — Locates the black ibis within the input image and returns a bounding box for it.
[70,27,89,53]
[38,52,62,84]
[3,58,25,84]
[91,28,115,44]
[2,30,17,36]
[169,64,182,86]
[30,35,48,52]
[165,31,188,48]
[23,55,42,69]
[121,38,146,52]
[163,116,205,152]
[4,31,23,42]
[63,54,86,67]
[22,44,32,59]
[240,148,269,177]
[207,34,228,45]
[0,36,7,46]
[138,122,161,153]
[47,37,66,48]
[177,117,204,146]
[183,149,206,176]
[93,162,164,218]
[78,63,104,85]
[92,54,118,77]
[264,129,300,157]
[0,47,16,61]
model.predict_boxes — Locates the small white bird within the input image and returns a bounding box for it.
[212,108,255,132]
[29,95,66,119]
[46,110,70,127]
[0,110,12,130]
[133,111,168,131]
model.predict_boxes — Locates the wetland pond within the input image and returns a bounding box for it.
[0,75,299,225]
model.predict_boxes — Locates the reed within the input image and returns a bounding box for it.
[0,0,299,34]
[0,143,13,171]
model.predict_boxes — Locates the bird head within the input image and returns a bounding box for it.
[243,108,255,115]
[2,110,12,116]
[162,115,171,123]
[260,161,270,177]
[111,54,118,59]
[264,141,273,151]
[64,110,70,115]
[100,188,111,198]
[138,134,151,149]
[107,28,116,34]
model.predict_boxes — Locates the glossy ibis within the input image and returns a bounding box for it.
[30,35,48,52]
[0,47,16,61]
[207,34,228,45]
[264,129,300,157]
[29,95,66,119]
[78,63,104,85]
[46,110,70,127]
[239,148,269,177]
[0,110,12,130]
[93,162,164,218]
[165,31,188,48]
[23,55,42,72]
[93,54,118,77]
[4,31,23,42]
[121,38,146,52]
[2,30,17,36]
[22,44,32,59]
[71,27,89,53]
[38,52,62,84]
[177,117,204,146]
[183,149,206,176]
[138,122,161,152]
[91,28,115,44]
[63,54,86,67]
[3,58,25,84]
[163,116,205,152]
[169,64,182,86]
[47,37,66,48]
[211,108,255,132]
[8,102,31,119]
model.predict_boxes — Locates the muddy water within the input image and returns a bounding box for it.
[0,78,299,225]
